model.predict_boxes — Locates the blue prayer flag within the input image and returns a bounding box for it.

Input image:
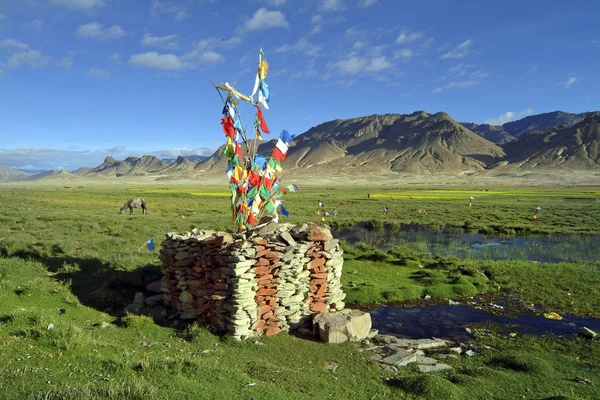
[280,205,289,217]
[254,155,267,169]
[146,238,155,251]
[280,129,293,143]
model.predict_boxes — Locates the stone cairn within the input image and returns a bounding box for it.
[159,222,346,340]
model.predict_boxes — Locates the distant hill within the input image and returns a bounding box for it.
[0,165,31,181]
[279,111,505,174]
[461,123,517,145]
[71,167,93,176]
[502,111,590,139]
[84,155,168,177]
[502,113,600,170]
[160,156,199,175]
[161,155,208,165]
[22,169,80,181]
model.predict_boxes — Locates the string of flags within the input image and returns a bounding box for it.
[213,48,296,233]
[533,206,542,219]
[382,206,389,216]
[316,200,344,222]
[469,196,474,207]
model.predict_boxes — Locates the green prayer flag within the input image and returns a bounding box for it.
[247,186,258,198]
[259,184,271,201]
[231,155,239,168]
[264,200,275,214]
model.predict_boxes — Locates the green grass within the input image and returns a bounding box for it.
[0,185,599,399]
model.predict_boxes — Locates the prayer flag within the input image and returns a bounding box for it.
[220,116,235,138]
[146,238,155,252]
[255,105,270,133]
[264,200,275,214]
[280,129,293,143]
[280,205,289,217]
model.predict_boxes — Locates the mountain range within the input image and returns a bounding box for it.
[1,110,599,182]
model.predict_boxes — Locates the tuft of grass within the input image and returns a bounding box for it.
[387,375,462,400]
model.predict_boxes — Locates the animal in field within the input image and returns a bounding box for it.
[120,198,148,215]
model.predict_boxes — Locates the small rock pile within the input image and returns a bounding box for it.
[159,222,346,339]
[365,335,458,373]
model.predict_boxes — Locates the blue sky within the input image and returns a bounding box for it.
[1,0,599,172]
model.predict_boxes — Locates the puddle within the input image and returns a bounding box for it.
[336,224,600,263]
[366,304,600,342]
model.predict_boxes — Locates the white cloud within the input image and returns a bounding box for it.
[129,52,186,70]
[319,0,344,12]
[157,148,215,158]
[329,55,391,75]
[76,22,126,40]
[0,39,30,50]
[23,19,44,30]
[484,108,534,125]
[440,39,472,59]
[141,33,179,50]
[5,50,51,69]
[180,49,224,67]
[393,48,414,60]
[310,14,323,35]
[50,0,105,10]
[238,8,289,34]
[395,31,424,45]
[565,76,579,88]
[432,63,487,93]
[151,0,190,21]
[275,38,322,56]
[57,57,73,68]
[85,68,110,78]
[109,53,121,62]
[358,0,378,7]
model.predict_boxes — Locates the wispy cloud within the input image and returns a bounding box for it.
[0,39,29,50]
[237,8,290,34]
[440,39,472,59]
[263,0,286,6]
[358,0,378,7]
[393,48,414,60]
[23,19,44,30]
[194,36,241,50]
[151,0,190,21]
[484,108,534,125]
[565,75,580,88]
[0,40,51,70]
[49,0,105,11]
[57,57,73,68]
[328,55,392,75]
[396,30,424,45]
[141,33,179,50]
[129,52,186,70]
[432,63,487,93]
[85,68,110,78]
[275,38,322,56]
[76,22,126,40]
[319,0,344,12]
[109,53,121,62]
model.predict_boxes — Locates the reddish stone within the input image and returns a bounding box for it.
[254,239,268,246]
[255,249,269,258]
[252,319,266,330]
[265,251,282,260]
[316,284,327,297]
[258,304,271,316]
[258,258,270,266]
[266,298,276,307]
[311,278,327,285]
[255,295,266,302]
[309,258,325,268]
[214,283,227,290]
[254,266,270,276]
[310,273,328,279]
[307,225,333,242]
[258,274,274,281]
[265,327,281,336]
[257,288,277,296]
[263,310,274,320]
[310,302,328,312]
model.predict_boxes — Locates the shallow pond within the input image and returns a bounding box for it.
[336,225,600,263]
[366,304,600,342]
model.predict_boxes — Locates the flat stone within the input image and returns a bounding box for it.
[390,338,448,350]
[580,327,598,339]
[133,292,145,305]
[381,349,417,367]
[279,231,296,246]
[146,280,163,293]
[415,355,438,365]
[417,363,452,373]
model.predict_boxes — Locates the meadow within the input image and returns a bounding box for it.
[0,184,599,399]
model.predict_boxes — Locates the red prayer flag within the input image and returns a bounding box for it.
[221,116,235,138]
[234,142,244,158]
[271,146,286,162]
[255,105,270,133]
[248,171,261,187]
[247,212,257,225]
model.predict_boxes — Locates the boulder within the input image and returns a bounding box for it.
[314,309,372,343]
[146,280,162,293]
[133,292,145,305]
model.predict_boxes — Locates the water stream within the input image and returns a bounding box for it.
[366,304,600,341]
[336,224,600,263]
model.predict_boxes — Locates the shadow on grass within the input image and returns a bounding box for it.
[0,246,164,322]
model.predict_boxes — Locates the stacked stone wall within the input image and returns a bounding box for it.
[159,223,345,339]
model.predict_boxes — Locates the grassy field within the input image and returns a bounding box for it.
[0,185,599,399]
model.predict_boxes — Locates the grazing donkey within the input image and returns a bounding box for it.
[120,198,148,215]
